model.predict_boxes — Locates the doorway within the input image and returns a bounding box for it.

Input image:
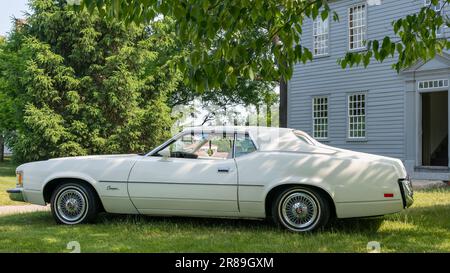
[422,91,448,166]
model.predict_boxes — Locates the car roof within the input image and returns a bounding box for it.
[180,126,313,151]
[181,126,300,135]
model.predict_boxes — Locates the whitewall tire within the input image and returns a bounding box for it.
[50,183,99,225]
[272,187,330,232]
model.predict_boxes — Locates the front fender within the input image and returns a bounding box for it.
[42,172,99,191]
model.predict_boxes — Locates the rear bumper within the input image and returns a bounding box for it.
[7,188,26,202]
[398,178,414,208]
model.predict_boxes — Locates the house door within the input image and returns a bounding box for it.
[421,91,448,166]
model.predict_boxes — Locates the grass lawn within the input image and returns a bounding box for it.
[0,158,23,206]
[0,159,449,252]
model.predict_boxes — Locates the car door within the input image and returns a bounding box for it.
[127,131,239,215]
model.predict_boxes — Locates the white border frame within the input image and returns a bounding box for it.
[347,92,368,140]
[348,2,368,52]
[312,16,330,57]
[311,96,329,140]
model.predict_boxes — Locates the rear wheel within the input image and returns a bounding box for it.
[50,183,99,225]
[271,187,330,232]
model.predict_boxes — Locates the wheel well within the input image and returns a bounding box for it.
[43,178,105,212]
[264,184,336,219]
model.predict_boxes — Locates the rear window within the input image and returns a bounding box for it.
[293,130,318,146]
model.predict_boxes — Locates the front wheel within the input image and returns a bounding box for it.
[271,187,330,232]
[50,183,99,225]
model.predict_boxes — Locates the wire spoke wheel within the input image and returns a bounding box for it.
[54,186,89,224]
[281,192,319,229]
[272,187,329,232]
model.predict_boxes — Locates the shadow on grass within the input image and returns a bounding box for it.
[0,203,449,252]
[327,217,385,233]
[91,212,390,235]
[1,202,449,235]
[97,213,277,231]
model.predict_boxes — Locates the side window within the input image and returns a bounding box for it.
[156,133,234,160]
[235,134,257,157]
[195,134,233,159]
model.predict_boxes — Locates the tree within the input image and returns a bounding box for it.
[0,0,180,162]
[0,36,13,162]
[0,36,4,162]
[78,0,450,125]
[170,78,278,128]
[152,17,280,127]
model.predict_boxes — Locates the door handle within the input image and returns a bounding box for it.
[217,167,230,173]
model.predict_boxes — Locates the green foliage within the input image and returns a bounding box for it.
[340,0,449,72]
[0,0,178,162]
[0,38,17,134]
[79,0,450,87]
[170,79,277,109]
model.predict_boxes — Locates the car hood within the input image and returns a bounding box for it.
[47,154,139,161]
[17,154,140,171]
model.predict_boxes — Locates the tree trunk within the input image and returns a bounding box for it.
[256,104,260,126]
[279,78,288,128]
[266,103,272,127]
[0,135,4,162]
[272,34,288,128]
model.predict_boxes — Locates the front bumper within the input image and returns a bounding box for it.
[7,188,26,202]
[398,178,414,208]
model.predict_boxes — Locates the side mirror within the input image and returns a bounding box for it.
[159,149,171,159]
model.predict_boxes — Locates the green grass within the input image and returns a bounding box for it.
[0,158,23,206]
[0,187,449,253]
[1,158,449,252]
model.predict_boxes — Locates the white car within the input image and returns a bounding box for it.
[8,126,413,232]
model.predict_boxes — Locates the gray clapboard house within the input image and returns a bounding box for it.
[288,0,450,180]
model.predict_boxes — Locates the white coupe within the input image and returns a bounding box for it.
[8,126,413,232]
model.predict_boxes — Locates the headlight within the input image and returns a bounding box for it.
[16,171,23,187]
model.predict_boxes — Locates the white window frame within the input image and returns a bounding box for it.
[347,93,366,139]
[312,96,329,140]
[418,79,449,90]
[313,17,330,57]
[348,3,367,51]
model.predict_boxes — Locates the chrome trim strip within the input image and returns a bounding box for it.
[99,180,265,187]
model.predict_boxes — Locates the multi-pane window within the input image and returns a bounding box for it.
[418,79,449,90]
[348,4,367,50]
[313,97,328,139]
[424,0,445,36]
[313,17,329,56]
[348,94,366,139]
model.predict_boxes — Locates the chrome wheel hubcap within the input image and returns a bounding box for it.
[56,188,87,222]
[281,192,319,229]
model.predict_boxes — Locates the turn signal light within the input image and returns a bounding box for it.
[16,171,23,187]
[384,193,394,198]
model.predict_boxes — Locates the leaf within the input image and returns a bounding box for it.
[321,10,329,22]
[332,11,339,22]
[248,66,255,80]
